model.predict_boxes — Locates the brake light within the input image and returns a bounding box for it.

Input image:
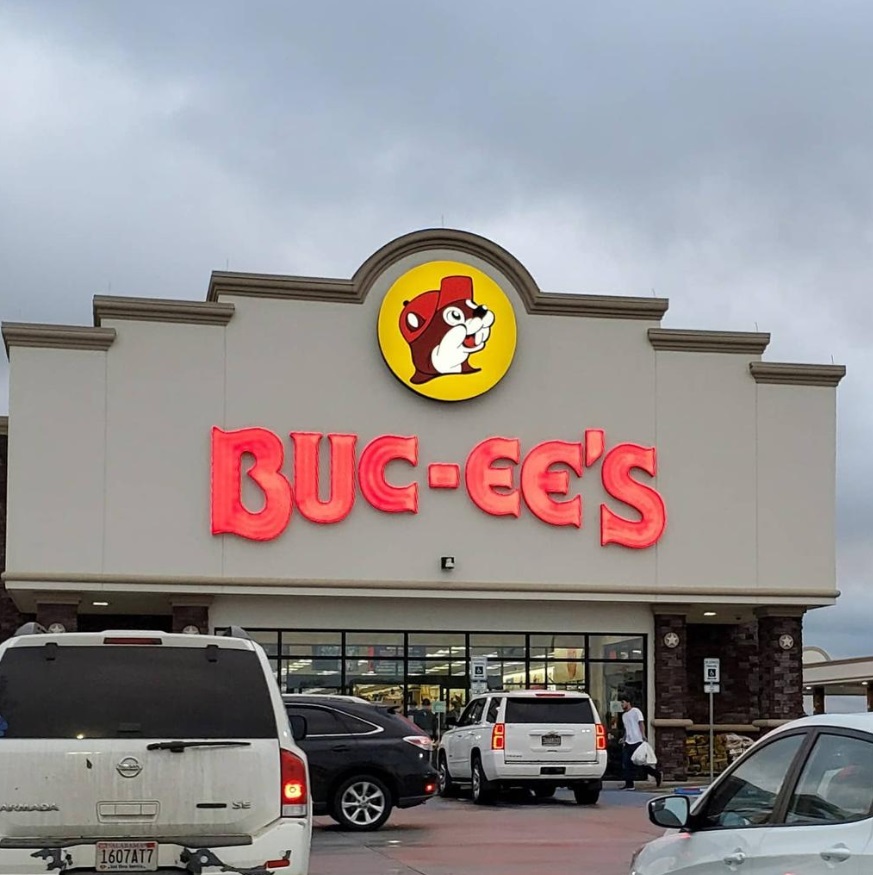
[280,749,308,816]
[263,858,290,869]
[403,735,433,751]
[534,692,565,697]
[595,723,607,751]
[103,637,162,645]
[491,723,505,751]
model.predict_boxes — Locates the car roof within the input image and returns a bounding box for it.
[475,690,591,699]
[771,713,873,735]
[282,694,373,704]
[0,630,257,651]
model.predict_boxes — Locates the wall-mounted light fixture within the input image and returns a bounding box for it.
[440,556,455,571]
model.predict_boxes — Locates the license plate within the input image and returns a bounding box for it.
[541,733,562,747]
[96,841,158,872]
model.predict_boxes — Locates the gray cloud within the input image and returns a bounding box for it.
[1,0,872,655]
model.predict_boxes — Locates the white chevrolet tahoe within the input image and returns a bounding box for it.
[0,625,311,875]
[437,690,607,805]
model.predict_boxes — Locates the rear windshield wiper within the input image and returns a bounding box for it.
[146,740,252,753]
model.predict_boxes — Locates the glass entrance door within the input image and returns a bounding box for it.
[406,677,468,740]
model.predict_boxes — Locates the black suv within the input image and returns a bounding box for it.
[283,694,438,830]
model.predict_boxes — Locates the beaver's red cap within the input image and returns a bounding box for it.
[398,275,474,344]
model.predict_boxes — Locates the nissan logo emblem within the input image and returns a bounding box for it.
[116,757,143,778]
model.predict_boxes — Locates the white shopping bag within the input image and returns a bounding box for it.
[632,741,658,766]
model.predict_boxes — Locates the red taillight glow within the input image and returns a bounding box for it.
[264,858,291,869]
[491,723,505,751]
[280,749,308,815]
[424,782,436,795]
[595,724,607,751]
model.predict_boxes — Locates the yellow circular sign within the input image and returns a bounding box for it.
[377,260,517,402]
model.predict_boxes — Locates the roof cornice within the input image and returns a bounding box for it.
[750,362,846,387]
[648,328,770,354]
[2,322,116,356]
[93,296,234,326]
[208,228,670,321]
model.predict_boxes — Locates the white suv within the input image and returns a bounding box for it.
[0,625,311,875]
[437,690,607,804]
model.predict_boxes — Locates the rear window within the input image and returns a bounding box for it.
[504,697,595,724]
[0,644,277,739]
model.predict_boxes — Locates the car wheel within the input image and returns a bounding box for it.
[332,775,393,831]
[573,783,600,805]
[438,753,460,798]
[471,755,494,805]
[534,787,555,799]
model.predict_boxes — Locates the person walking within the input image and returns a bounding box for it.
[619,694,662,790]
[411,697,438,740]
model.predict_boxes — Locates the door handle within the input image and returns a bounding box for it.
[722,851,745,866]
[821,845,852,863]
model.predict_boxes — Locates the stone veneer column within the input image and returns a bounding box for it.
[35,599,80,633]
[755,609,805,728]
[652,612,692,780]
[171,599,211,634]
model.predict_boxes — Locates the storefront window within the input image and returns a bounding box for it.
[249,630,279,658]
[345,632,404,658]
[529,634,586,661]
[407,633,467,659]
[588,634,645,661]
[469,633,526,659]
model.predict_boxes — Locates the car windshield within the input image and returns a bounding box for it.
[0,644,276,739]
[504,697,595,723]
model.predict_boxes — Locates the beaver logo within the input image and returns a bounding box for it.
[398,276,495,384]
[377,259,517,402]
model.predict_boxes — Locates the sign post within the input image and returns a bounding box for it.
[470,656,488,695]
[703,658,721,784]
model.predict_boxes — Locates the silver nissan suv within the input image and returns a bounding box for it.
[0,625,312,875]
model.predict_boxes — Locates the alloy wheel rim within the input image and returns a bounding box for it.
[438,761,448,792]
[340,781,386,826]
[472,764,480,798]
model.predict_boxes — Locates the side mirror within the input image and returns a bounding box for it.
[648,795,691,829]
[288,714,308,742]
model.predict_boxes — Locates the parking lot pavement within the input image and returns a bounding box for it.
[309,788,664,875]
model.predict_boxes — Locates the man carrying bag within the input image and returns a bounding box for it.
[619,694,662,790]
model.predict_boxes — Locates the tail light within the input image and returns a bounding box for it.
[403,735,433,751]
[491,723,505,751]
[595,724,607,751]
[103,637,162,645]
[280,749,308,816]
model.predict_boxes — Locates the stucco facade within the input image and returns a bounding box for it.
[0,229,845,778]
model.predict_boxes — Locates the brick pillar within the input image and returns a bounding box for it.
[653,613,690,780]
[813,687,826,715]
[35,600,79,633]
[171,602,210,634]
[756,610,804,726]
[0,425,32,642]
[867,685,873,713]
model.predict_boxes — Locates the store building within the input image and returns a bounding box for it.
[0,229,845,778]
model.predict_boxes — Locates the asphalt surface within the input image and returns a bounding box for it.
[309,787,664,875]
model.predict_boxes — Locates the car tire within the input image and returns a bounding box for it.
[573,783,601,805]
[534,787,555,799]
[471,755,494,805]
[331,775,393,831]
[438,753,460,798]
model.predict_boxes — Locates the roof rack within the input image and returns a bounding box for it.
[13,622,47,637]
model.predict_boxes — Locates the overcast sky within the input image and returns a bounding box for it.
[1,1,871,659]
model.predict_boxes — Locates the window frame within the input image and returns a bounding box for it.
[690,729,813,833]
[285,704,382,738]
[781,729,873,828]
